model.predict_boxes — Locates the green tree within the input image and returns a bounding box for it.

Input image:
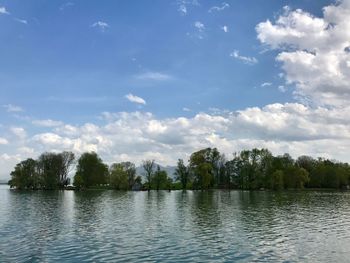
[36,152,75,189]
[74,152,108,188]
[225,155,240,189]
[270,170,284,190]
[189,148,217,190]
[37,152,63,189]
[195,163,212,190]
[121,162,136,189]
[284,167,309,189]
[152,165,169,190]
[109,163,129,190]
[9,158,38,189]
[142,159,155,191]
[73,174,84,188]
[175,159,189,190]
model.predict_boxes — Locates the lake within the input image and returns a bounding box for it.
[1,185,350,262]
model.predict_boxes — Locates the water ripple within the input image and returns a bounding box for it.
[1,187,350,262]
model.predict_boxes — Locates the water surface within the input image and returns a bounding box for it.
[1,185,350,262]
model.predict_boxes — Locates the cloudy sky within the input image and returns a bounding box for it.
[1,0,350,179]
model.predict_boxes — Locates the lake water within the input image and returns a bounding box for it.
[1,185,350,262]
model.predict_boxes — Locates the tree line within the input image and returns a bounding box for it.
[8,148,350,191]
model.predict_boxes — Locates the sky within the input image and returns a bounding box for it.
[1,0,350,179]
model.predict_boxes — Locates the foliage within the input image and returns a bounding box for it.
[175,159,190,190]
[142,159,155,191]
[9,148,350,191]
[152,165,171,190]
[109,163,129,190]
[74,152,108,188]
[9,152,75,190]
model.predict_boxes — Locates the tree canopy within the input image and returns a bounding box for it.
[9,148,350,191]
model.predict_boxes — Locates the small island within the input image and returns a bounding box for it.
[8,147,350,191]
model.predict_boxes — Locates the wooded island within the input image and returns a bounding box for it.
[8,148,350,191]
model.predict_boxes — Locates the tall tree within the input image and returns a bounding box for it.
[74,152,108,188]
[189,148,217,190]
[59,151,75,186]
[37,152,63,189]
[175,159,189,190]
[9,158,38,189]
[152,165,169,190]
[109,163,129,190]
[142,159,155,191]
[121,162,136,189]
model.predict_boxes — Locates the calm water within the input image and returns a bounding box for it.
[1,185,350,262]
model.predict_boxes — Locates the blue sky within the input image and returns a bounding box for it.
[2,0,350,179]
[0,0,329,121]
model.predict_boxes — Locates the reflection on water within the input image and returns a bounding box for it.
[1,185,350,262]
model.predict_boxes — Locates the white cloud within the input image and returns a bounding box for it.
[3,104,23,112]
[33,133,69,147]
[135,72,172,81]
[0,153,24,180]
[3,1,350,182]
[10,127,26,139]
[256,1,350,107]
[183,107,191,112]
[14,18,28,24]
[261,82,272,87]
[278,85,287,92]
[176,0,199,16]
[192,21,206,39]
[2,102,350,179]
[17,147,34,155]
[60,2,74,11]
[0,6,9,15]
[125,94,146,105]
[221,25,228,33]
[194,21,205,32]
[230,50,258,65]
[0,138,8,145]
[208,2,229,13]
[91,21,109,32]
[32,119,64,127]
[29,105,350,164]
[178,4,187,15]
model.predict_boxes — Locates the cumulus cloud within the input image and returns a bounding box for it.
[32,119,64,127]
[0,138,8,145]
[48,105,350,161]
[256,1,350,107]
[0,6,9,15]
[125,94,146,105]
[0,154,21,179]
[10,127,27,139]
[208,2,229,13]
[91,21,109,32]
[230,50,258,65]
[3,1,350,181]
[3,104,23,113]
[2,102,350,179]
[278,85,287,92]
